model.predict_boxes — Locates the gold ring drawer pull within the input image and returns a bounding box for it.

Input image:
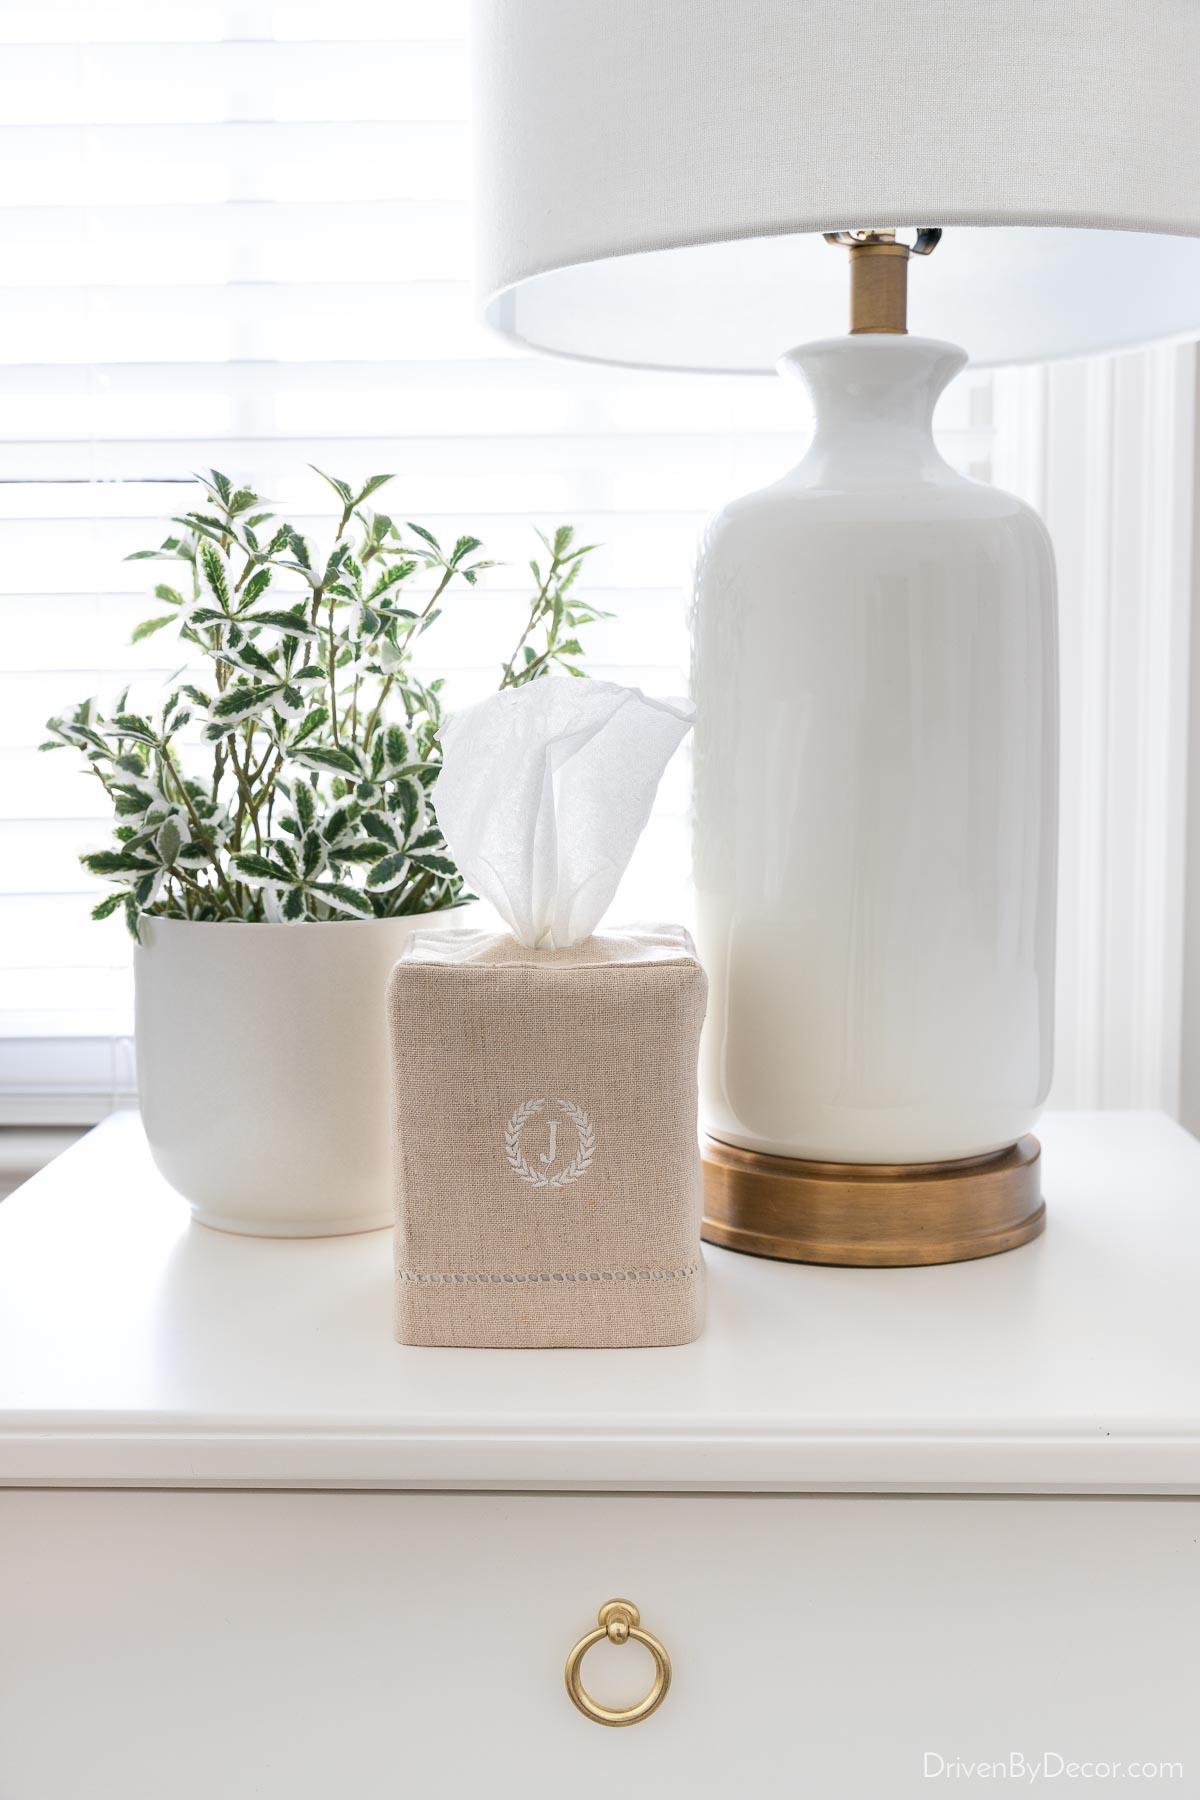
[564,1599,672,1728]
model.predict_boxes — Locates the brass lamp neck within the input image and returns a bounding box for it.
[823,228,942,336]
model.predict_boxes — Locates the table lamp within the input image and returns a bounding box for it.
[471,0,1200,1266]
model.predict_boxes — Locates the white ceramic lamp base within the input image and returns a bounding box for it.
[691,335,1058,1258]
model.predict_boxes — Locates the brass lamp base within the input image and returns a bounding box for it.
[701,1135,1044,1268]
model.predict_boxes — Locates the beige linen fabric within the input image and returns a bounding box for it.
[388,925,707,1348]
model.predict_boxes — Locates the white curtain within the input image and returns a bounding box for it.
[993,343,1197,1114]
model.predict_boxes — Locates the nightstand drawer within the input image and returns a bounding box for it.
[3,1490,1196,1799]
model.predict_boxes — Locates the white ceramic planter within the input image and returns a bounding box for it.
[691,335,1059,1165]
[135,912,457,1236]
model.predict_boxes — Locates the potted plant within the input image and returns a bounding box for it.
[43,470,599,1235]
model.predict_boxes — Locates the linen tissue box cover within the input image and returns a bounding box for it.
[388,924,708,1349]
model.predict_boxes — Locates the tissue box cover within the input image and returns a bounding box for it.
[388,925,707,1348]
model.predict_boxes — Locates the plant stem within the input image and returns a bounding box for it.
[163,752,240,912]
[319,501,353,749]
[227,736,259,852]
[499,554,561,688]
[248,751,284,838]
[362,567,455,749]
[399,869,434,915]
[326,593,339,746]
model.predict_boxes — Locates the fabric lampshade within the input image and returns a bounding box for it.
[472,0,1200,370]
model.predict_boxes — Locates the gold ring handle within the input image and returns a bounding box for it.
[564,1599,672,1728]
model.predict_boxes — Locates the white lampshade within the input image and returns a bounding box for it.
[473,0,1200,370]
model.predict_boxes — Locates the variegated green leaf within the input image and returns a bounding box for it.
[310,466,353,506]
[366,560,415,602]
[287,530,313,571]
[408,848,456,878]
[301,829,324,880]
[131,614,177,643]
[407,827,445,856]
[291,744,361,777]
[133,869,164,907]
[210,683,280,723]
[393,777,423,840]
[82,849,156,880]
[113,712,156,742]
[290,706,328,747]
[381,724,412,774]
[222,640,277,677]
[360,809,397,850]
[239,566,273,607]
[231,852,294,886]
[366,851,410,891]
[355,473,395,506]
[199,541,231,611]
[334,841,391,865]
[313,881,373,917]
[274,839,300,878]
[322,541,353,585]
[405,522,441,554]
[323,804,354,845]
[155,818,182,866]
[276,684,306,720]
[242,607,317,639]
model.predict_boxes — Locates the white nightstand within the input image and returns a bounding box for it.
[1,1111,1197,1798]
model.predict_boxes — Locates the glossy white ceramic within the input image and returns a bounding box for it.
[135,912,456,1236]
[691,336,1058,1164]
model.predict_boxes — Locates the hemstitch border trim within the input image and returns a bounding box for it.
[396,1263,701,1287]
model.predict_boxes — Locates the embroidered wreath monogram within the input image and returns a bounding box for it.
[504,1097,597,1188]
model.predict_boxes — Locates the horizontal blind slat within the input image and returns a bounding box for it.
[0,121,470,205]
[0,783,692,899]
[0,427,991,484]
[0,284,506,364]
[0,41,469,125]
[0,363,988,443]
[3,661,692,750]
[0,1,469,44]
[0,513,720,599]
[0,200,473,287]
[1,587,690,678]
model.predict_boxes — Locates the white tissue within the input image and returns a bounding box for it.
[434,677,694,949]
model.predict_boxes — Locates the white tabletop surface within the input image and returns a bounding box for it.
[1,1109,1197,1493]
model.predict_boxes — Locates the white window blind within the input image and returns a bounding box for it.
[0,0,998,1123]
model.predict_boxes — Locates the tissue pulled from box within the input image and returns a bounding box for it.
[434,678,693,949]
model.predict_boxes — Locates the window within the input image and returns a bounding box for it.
[2,3,1193,1125]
